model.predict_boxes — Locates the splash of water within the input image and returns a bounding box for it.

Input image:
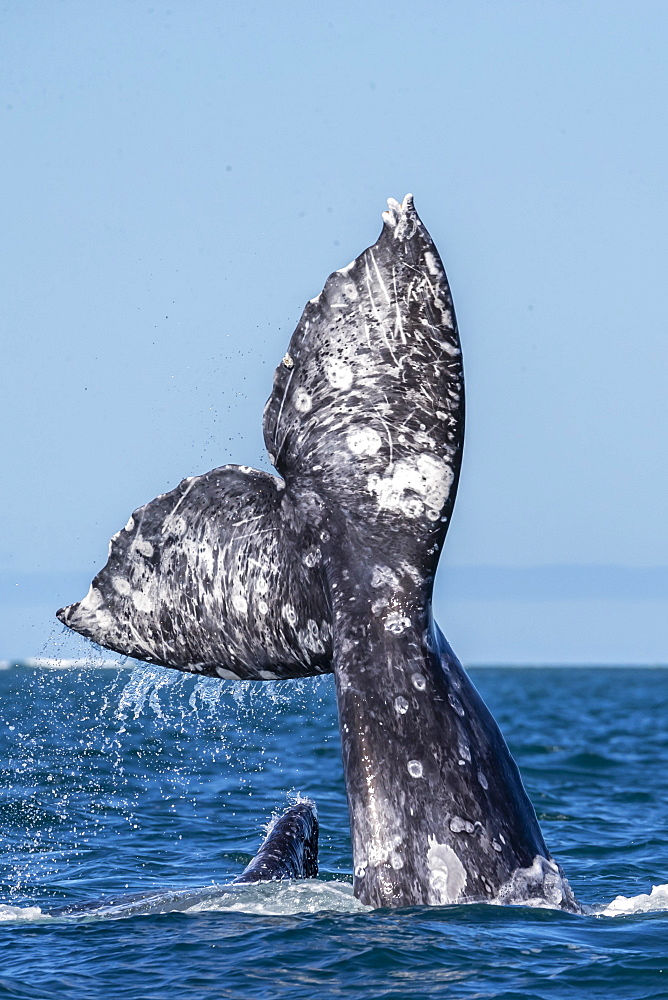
[3,879,668,924]
[596,883,668,917]
[116,664,185,723]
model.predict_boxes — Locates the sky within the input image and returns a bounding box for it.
[1,1,667,662]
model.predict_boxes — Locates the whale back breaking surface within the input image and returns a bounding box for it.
[233,800,319,883]
[46,801,320,917]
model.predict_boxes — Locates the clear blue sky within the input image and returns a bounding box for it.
[1,1,667,662]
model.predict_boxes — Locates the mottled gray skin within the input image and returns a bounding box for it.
[57,196,578,911]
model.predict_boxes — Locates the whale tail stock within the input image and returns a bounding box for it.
[57,194,462,681]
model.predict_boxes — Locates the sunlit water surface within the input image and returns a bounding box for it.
[0,662,667,999]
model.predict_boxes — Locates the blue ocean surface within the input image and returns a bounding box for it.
[0,662,666,999]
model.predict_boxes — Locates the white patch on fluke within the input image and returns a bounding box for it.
[384,612,410,635]
[303,547,321,568]
[80,585,104,612]
[112,576,131,597]
[448,693,465,717]
[367,454,453,518]
[370,565,399,588]
[426,838,467,904]
[164,515,187,537]
[231,594,248,615]
[449,816,475,834]
[294,389,312,413]
[215,667,240,680]
[283,604,297,627]
[131,590,153,613]
[423,251,440,276]
[346,426,382,456]
[324,359,353,390]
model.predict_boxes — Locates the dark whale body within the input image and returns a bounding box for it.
[47,801,319,917]
[233,799,318,884]
[58,196,578,911]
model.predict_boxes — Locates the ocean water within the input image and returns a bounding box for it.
[0,661,667,999]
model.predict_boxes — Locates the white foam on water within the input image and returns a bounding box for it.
[4,880,668,923]
[184,880,368,917]
[0,904,49,923]
[0,882,366,923]
[595,883,668,917]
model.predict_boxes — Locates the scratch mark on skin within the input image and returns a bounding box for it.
[166,478,198,521]
[372,406,394,471]
[364,259,383,325]
[370,251,392,306]
[392,268,406,345]
[362,318,373,351]
[231,514,266,528]
[273,366,296,463]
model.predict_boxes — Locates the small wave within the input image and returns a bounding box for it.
[596,883,668,917]
[0,881,365,924]
[185,880,367,917]
[4,882,668,923]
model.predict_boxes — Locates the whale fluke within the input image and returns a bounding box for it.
[263,192,463,533]
[57,466,331,680]
[57,194,461,682]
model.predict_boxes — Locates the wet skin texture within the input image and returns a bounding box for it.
[233,800,319,884]
[57,196,579,911]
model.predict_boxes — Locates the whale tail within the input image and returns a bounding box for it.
[57,195,464,678]
[54,197,580,912]
[233,800,319,883]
